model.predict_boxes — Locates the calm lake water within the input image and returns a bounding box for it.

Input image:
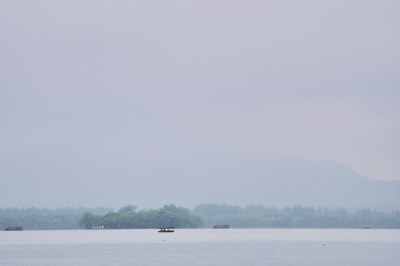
[1,229,399,265]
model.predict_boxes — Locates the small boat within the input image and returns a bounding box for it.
[158,227,175,233]
[213,224,230,229]
[5,226,23,231]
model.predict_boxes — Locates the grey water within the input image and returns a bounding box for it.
[1,229,399,265]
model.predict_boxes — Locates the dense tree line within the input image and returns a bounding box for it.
[0,207,111,230]
[79,205,203,229]
[193,204,400,229]
[2,204,400,230]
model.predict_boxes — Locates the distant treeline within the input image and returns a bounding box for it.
[0,207,112,230]
[79,205,203,229]
[193,204,400,229]
[1,204,400,230]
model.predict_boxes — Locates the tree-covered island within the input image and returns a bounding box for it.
[1,204,400,230]
[79,204,203,229]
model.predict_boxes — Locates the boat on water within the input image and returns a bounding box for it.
[158,227,175,233]
[213,224,230,229]
[5,226,23,231]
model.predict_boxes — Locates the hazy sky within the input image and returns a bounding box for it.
[1,1,399,208]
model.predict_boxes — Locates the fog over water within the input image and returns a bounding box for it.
[1,229,400,266]
[1,1,399,208]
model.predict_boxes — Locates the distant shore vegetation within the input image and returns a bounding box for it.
[79,204,203,229]
[193,204,400,229]
[0,207,112,230]
[1,204,400,230]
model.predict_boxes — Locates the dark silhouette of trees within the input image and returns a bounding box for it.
[1,204,399,230]
[193,204,400,229]
[79,205,203,229]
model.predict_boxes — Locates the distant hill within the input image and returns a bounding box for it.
[1,153,399,209]
[158,154,400,209]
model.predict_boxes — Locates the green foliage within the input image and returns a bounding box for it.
[79,212,101,229]
[2,204,400,230]
[87,205,203,229]
[0,207,111,230]
[118,205,137,214]
[193,204,400,229]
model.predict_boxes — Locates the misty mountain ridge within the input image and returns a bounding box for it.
[1,153,399,209]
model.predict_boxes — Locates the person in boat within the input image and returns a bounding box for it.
[158,227,174,232]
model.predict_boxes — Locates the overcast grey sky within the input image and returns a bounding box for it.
[1,0,400,207]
